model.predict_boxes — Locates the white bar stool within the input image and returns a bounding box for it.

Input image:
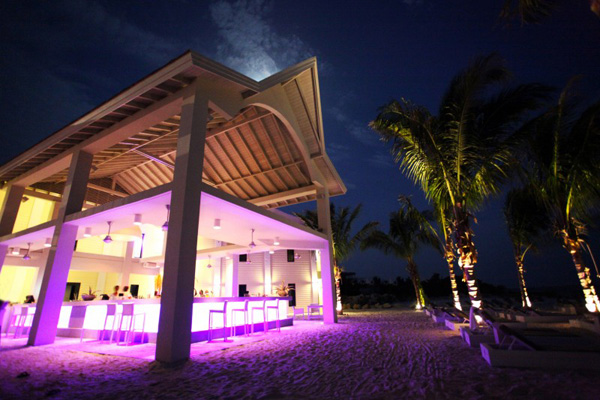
[292,306,305,320]
[250,300,266,335]
[115,303,146,345]
[8,306,34,338]
[231,300,250,337]
[208,300,230,342]
[81,303,118,343]
[266,299,281,333]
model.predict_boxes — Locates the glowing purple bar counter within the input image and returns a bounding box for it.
[49,297,292,343]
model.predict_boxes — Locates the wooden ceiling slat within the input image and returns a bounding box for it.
[204,141,235,183]
[209,137,243,180]
[235,126,279,193]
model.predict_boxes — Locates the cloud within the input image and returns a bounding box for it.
[60,0,182,66]
[209,0,315,80]
[369,152,396,168]
[326,142,352,163]
[329,106,378,146]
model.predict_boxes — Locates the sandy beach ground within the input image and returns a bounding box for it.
[1,308,599,400]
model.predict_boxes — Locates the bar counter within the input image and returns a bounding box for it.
[9,297,292,343]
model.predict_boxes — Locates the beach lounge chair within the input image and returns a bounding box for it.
[480,323,600,370]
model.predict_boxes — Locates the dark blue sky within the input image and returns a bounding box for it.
[1,1,599,289]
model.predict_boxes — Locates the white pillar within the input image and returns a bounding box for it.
[316,186,337,324]
[212,258,222,297]
[309,251,319,304]
[28,150,93,346]
[0,244,7,277]
[263,252,272,296]
[155,87,207,364]
[32,248,50,298]
[0,184,25,236]
[231,257,239,297]
[120,241,135,288]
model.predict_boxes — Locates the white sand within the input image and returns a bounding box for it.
[1,309,599,399]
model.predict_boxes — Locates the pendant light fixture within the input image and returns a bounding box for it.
[44,237,52,248]
[213,218,221,230]
[248,228,256,249]
[206,254,212,269]
[83,227,92,238]
[162,205,170,231]
[23,243,31,261]
[103,221,113,244]
[12,247,20,256]
[134,214,143,226]
[273,237,280,246]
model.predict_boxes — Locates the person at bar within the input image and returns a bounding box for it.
[110,285,120,300]
[121,285,132,299]
[24,295,35,304]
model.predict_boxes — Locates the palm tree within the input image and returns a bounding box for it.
[361,197,441,309]
[435,204,463,310]
[371,54,552,308]
[524,86,600,312]
[503,186,550,308]
[294,203,378,314]
[500,1,600,25]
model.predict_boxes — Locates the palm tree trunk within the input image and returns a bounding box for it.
[445,226,462,310]
[454,203,482,309]
[334,262,343,315]
[406,260,427,309]
[514,253,532,308]
[563,233,600,313]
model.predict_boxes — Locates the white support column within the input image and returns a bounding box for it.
[263,252,272,296]
[0,184,25,236]
[212,259,222,297]
[120,241,135,288]
[309,251,319,304]
[32,248,50,298]
[316,186,337,324]
[155,87,208,365]
[28,150,93,346]
[231,256,239,297]
[0,244,7,277]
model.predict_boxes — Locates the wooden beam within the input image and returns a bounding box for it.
[87,183,128,198]
[248,185,316,207]
[132,149,175,169]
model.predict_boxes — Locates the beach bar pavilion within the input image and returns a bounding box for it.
[0,51,345,363]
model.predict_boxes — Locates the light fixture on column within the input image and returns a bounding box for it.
[133,213,142,226]
[248,228,256,249]
[103,221,113,244]
[162,205,170,231]
[23,243,31,261]
[273,237,280,246]
[44,237,52,248]
[207,254,212,269]
[269,249,275,255]
[12,247,20,255]
[83,227,92,238]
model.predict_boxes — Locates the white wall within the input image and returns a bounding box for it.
[271,249,312,309]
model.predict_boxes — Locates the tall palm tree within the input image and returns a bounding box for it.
[524,86,600,312]
[361,197,441,309]
[500,1,600,25]
[371,54,552,308]
[294,203,378,314]
[435,204,463,310]
[503,186,550,308]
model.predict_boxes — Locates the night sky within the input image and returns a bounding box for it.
[1,1,600,290]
